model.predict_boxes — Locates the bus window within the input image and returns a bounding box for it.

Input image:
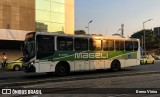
[89,39,95,50]
[94,40,102,51]
[57,37,65,50]
[89,39,102,51]
[115,40,120,51]
[115,40,125,51]
[66,38,73,50]
[36,35,54,59]
[81,39,88,50]
[125,41,133,51]
[74,38,88,50]
[120,41,124,50]
[133,41,138,51]
[103,40,114,51]
[57,37,73,51]
[74,38,81,50]
[103,40,107,51]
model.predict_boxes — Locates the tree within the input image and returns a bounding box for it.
[131,29,155,50]
[154,35,160,54]
[74,30,86,35]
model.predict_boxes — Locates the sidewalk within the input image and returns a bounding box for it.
[0,67,6,71]
[0,64,7,71]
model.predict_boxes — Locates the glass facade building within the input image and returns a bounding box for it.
[0,0,74,60]
[35,0,75,34]
[0,0,74,41]
[36,0,65,32]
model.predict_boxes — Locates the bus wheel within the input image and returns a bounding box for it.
[111,60,121,72]
[55,63,69,76]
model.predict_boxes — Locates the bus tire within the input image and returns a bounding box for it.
[55,62,70,76]
[111,60,121,72]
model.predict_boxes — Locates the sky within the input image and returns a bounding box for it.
[75,0,160,37]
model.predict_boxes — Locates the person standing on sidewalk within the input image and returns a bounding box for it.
[1,53,7,67]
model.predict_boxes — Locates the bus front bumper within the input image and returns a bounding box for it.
[23,65,36,72]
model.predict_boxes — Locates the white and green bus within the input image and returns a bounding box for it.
[23,32,140,76]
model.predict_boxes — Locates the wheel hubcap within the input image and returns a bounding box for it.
[60,67,65,72]
[15,66,19,71]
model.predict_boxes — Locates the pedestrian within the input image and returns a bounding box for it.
[1,53,7,67]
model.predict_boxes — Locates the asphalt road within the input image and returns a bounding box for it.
[0,61,160,97]
[0,60,160,85]
[20,73,160,97]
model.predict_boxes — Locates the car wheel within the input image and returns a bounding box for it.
[145,61,147,64]
[14,65,20,71]
[152,61,154,64]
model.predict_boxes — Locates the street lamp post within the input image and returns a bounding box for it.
[141,36,143,55]
[86,20,93,34]
[143,19,153,55]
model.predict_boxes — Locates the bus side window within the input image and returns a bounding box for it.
[74,38,81,50]
[81,39,88,50]
[36,35,54,59]
[94,40,102,51]
[89,39,101,51]
[125,41,133,51]
[133,41,138,51]
[115,40,120,51]
[120,41,124,51]
[89,39,95,50]
[103,40,107,51]
[57,37,73,51]
[103,40,114,51]
[66,38,73,51]
[116,40,125,51]
[57,37,65,50]
[74,38,88,51]
[108,40,114,51]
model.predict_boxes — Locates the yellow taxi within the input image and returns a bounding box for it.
[7,57,23,71]
[140,55,154,64]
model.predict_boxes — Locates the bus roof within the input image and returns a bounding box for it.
[31,32,139,41]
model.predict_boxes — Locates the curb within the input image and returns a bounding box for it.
[0,67,7,71]
[1,71,160,88]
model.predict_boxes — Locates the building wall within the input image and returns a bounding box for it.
[0,0,74,41]
[0,0,74,60]
[0,0,35,40]
[35,0,65,32]
[36,0,74,34]
[65,0,74,34]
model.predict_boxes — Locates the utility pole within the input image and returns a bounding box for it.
[121,24,124,36]
[85,20,93,34]
[141,36,143,55]
[143,19,153,55]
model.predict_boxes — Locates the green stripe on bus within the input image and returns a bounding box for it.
[41,51,137,61]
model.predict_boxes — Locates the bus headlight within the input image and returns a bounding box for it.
[31,62,34,65]
[29,61,34,66]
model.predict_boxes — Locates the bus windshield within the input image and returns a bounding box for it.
[23,33,35,61]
